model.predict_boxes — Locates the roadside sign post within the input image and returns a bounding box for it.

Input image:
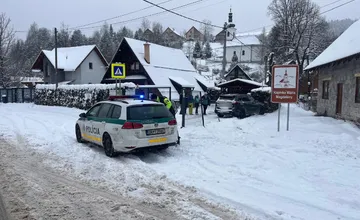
[111,63,126,95]
[271,65,299,132]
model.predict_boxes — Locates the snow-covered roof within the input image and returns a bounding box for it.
[20,77,43,83]
[234,35,261,46]
[36,45,107,72]
[251,86,271,93]
[217,78,263,87]
[123,37,207,99]
[305,19,360,70]
[36,82,136,90]
[169,76,194,88]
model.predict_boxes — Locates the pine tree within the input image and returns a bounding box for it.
[193,41,202,58]
[70,30,86,46]
[204,42,212,59]
[152,22,164,45]
[88,30,101,46]
[57,23,71,47]
[99,23,115,62]
[134,28,144,40]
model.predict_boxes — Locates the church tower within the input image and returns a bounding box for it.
[226,8,236,41]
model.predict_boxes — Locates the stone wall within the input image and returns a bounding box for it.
[316,57,360,121]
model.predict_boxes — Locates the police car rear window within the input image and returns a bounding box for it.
[127,104,173,120]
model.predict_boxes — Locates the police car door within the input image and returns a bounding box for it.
[93,103,113,144]
[83,104,102,142]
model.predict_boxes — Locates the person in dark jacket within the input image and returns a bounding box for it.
[200,93,211,115]
[194,95,200,115]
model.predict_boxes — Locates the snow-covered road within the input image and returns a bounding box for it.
[0,103,360,220]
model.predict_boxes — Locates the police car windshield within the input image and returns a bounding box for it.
[127,104,173,120]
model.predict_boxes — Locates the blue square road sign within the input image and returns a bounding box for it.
[111,63,126,79]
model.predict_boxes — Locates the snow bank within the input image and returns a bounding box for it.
[251,86,271,93]
[36,82,136,90]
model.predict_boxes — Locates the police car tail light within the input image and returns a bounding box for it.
[168,119,177,126]
[122,122,143,129]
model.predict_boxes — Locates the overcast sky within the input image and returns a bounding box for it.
[3,0,360,39]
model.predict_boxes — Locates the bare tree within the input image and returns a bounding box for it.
[200,19,214,43]
[0,13,16,88]
[268,0,326,74]
[141,18,151,31]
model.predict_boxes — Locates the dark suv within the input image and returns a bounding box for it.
[215,94,265,118]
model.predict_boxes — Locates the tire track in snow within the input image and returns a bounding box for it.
[0,191,9,220]
[1,137,186,220]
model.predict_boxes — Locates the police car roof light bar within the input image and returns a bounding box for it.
[108,95,144,101]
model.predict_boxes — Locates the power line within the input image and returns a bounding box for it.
[77,0,210,31]
[68,0,174,30]
[321,0,346,8]
[143,0,223,28]
[320,0,357,14]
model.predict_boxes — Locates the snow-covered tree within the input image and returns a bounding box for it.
[0,13,16,88]
[57,23,71,47]
[88,30,101,46]
[99,23,115,62]
[152,22,164,45]
[204,42,212,59]
[193,41,202,58]
[200,20,214,44]
[70,29,87,47]
[134,28,144,40]
[268,0,327,74]
[141,18,151,31]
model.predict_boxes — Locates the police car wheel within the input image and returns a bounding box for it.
[75,125,85,143]
[103,134,117,158]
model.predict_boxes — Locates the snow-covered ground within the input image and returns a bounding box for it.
[1,103,360,220]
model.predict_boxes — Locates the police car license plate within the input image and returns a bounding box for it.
[146,128,166,136]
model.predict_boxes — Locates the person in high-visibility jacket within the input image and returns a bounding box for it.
[151,94,180,144]
[151,94,176,117]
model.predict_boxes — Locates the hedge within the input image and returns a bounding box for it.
[34,83,136,110]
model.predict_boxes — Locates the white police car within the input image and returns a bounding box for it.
[75,95,179,157]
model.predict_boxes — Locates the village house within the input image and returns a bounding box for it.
[142,29,155,42]
[162,27,184,48]
[101,37,212,100]
[305,19,360,122]
[31,45,108,85]
[185,26,204,42]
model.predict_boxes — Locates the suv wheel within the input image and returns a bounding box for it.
[259,107,265,115]
[103,134,117,158]
[237,109,246,119]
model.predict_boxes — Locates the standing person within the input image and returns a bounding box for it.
[150,94,176,117]
[151,94,180,144]
[194,95,200,115]
[188,93,194,115]
[179,93,188,115]
[201,93,211,115]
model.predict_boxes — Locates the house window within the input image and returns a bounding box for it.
[242,50,245,56]
[44,63,49,77]
[131,62,140,70]
[322,80,329,99]
[227,31,230,37]
[355,77,360,103]
[89,62,93,70]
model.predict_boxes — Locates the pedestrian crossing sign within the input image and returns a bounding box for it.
[111,63,126,79]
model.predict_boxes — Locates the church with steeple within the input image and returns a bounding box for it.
[213,8,264,64]
[214,8,237,42]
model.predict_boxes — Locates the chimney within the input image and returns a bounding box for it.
[144,42,150,64]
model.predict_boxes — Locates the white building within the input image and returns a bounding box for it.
[213,9,264,64]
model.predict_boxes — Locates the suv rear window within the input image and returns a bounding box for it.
[219,96,235,101]
[127,104,173,120]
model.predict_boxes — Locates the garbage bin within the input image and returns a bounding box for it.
[1,95,7,103]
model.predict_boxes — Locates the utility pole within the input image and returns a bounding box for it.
[264,55,268,87]
[54,27,58,89]
[221,22,228,80]
[306,55,310,98]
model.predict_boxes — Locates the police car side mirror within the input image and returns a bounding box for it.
[79,113,86,118]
